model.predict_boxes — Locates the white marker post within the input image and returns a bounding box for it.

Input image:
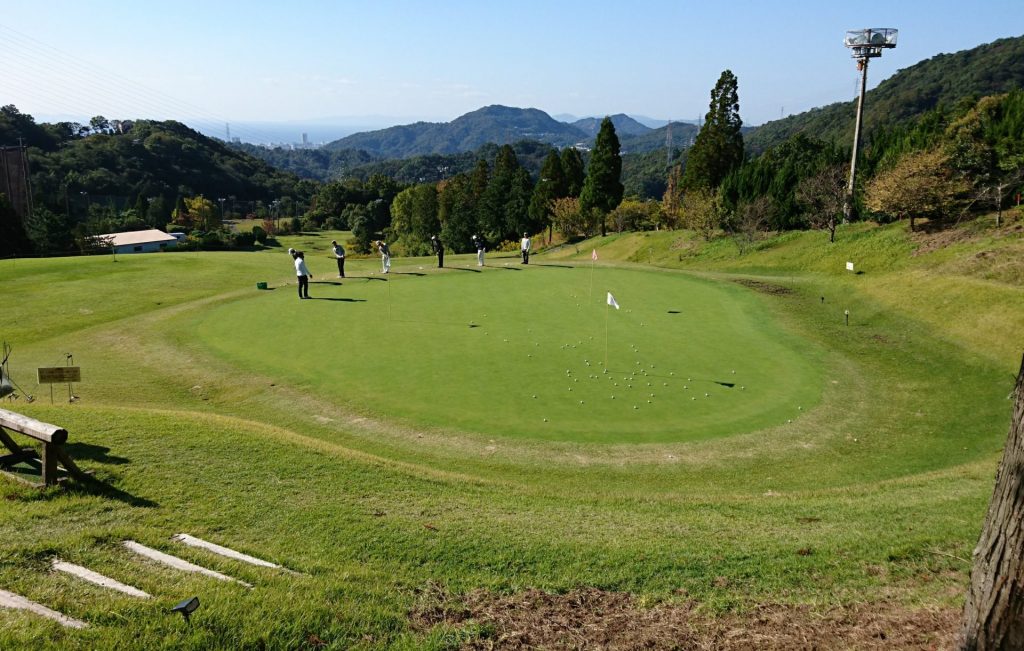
[846,261,855,272]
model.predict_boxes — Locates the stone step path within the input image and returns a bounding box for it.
[52,559,151,598]
[0,588,88,629]
[123,540,252,588]
[173,533,282,569]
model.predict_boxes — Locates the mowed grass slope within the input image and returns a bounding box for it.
[0,221,1020,649]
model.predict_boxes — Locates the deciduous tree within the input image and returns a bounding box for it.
[680,188,721,241]
[795,164,847,243]
[864,148,969,227]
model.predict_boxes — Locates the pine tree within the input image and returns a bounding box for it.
[683,70,744,192]
[579,117,624,237]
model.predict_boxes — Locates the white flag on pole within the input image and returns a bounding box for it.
[607,292,620,309]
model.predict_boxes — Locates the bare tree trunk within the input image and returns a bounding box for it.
[961,354,1024,650]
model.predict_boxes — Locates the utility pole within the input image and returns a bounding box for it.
[842,28,898,223]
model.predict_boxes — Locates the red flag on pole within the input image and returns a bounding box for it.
[591,249,598,261]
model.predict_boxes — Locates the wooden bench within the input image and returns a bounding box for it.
[0,408,87,487]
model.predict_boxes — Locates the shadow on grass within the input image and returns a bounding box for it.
[67,476,159,508]
[496,266,522,271]
[534,264,574,269]
[448,267,482,273]
[392,272,426,277]
[65,443,131,465]
[308,297,367,302]
[3,461,159,508]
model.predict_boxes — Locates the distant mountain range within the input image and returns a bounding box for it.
[323,106,680,159]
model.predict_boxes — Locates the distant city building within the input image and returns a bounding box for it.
[302,133,308,145]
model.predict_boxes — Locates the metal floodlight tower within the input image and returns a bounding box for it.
[843,27,898,222]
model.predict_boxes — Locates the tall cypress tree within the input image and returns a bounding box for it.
[579,117,623,236]
[560,147,586,197]
[682,70,744,192]
[528,149,567,235]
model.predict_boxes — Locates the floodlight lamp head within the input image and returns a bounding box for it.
[171,596,200,623]
[844,28,898,59]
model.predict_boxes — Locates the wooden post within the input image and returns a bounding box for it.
[960,353,1024,649]
[40,443,58,487]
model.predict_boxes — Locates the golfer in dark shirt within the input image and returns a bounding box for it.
[431,234,444,268]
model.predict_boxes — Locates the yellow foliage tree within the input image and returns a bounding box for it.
[184,196,220,232]
[864,148,969,228]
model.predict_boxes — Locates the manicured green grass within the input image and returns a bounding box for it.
[0,218,1020,648]
[194,264,823,443]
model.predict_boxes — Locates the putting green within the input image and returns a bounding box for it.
[194,264,824,443]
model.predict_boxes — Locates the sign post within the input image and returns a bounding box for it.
[37,367,81,404]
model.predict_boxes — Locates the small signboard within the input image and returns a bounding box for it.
[846,261,855,272]
[37,367,81,384]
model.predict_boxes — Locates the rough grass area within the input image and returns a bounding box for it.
[0,217,1020,649]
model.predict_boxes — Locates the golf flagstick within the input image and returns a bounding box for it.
[604,298,609,369]
[387,275,392,321]
[589,249,597,300]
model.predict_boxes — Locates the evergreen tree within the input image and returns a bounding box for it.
[579,117,623,237]
[560,147,585,197]
[438,174,479,253]
[683,70,744,191]
[479,145,520,241]
[528,149,566,235]
[507,167,535,235]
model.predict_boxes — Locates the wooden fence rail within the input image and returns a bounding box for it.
[0,407,87,487]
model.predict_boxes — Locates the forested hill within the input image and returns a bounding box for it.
[324,105,588,158]
[747,34,1024,153]
[0,105,312,220]
[573,114,651,138]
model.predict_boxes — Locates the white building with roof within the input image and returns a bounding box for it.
[96,229,179,254]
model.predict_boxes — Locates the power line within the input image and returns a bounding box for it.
[0,24,281,145]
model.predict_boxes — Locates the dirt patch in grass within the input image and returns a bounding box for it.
[733,278,795,296]
[412,586,959,650]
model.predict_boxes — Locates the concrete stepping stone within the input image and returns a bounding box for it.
[0,588,87,629]
[52,559,151,598]
[123,541,252,588]
[173,533,281,569]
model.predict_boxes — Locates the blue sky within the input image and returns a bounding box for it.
[1,0,1021,141]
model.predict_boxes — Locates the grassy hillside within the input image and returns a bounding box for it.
[0,218,1020,648]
